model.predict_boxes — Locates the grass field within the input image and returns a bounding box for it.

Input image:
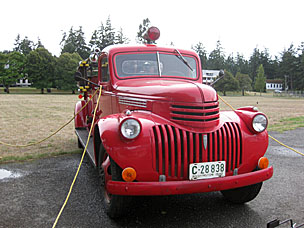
[0,93,303,162]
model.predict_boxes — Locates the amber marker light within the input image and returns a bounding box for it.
[258,157,269,169]
[122,167,137,182]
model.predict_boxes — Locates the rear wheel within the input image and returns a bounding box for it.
[98,145,131,218]
[221,182,263,204]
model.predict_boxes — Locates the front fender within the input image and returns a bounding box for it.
[96,111,157,181]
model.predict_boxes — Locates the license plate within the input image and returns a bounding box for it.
[189,161,226,180]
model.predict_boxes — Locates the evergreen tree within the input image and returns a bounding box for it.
[235,53,249,74]
[249,48,261,83]
[254,64,266,93]
[36,37,45,49]
[89,30,100,51]
[297,43,304,90]
[115,28,130,44]
[208,40,225,69]
[104,16,115,46]
[14,35,34,55]
[89,17,130,52]
[60,26,90,59]
[279,45,298,90]
[136,18,152,44]
[192,42,208,69]
[225,54,237,76]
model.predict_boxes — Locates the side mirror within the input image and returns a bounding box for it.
[210,70,225,86]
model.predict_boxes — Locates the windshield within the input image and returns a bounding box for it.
[114,52,198,79]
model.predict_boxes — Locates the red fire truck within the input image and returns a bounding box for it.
[74,27,273,218]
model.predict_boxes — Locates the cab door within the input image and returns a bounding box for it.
[97,53,113,118]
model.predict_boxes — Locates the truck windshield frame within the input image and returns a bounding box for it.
[113,51,198,80]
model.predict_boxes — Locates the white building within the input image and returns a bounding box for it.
[15,78,31,87]
[266,79,283,91]
[202,70,220,84]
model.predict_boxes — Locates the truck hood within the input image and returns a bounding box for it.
[114,79,218,103]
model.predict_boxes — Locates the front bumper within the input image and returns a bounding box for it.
[107,166,273,196]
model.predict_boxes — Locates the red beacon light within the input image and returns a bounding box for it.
[144,26,160,44]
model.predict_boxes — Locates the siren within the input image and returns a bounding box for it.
[144,26,160,44]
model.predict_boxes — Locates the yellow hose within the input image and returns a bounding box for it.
[52,85,102,228]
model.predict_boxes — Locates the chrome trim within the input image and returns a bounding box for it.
[118,96,147,108]
[203,134,208,150]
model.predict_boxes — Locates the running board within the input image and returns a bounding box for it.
[75,129,96,167]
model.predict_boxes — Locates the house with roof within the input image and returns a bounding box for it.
[266,79,283,91]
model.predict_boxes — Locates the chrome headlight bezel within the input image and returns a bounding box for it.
[252,114,268,133]
[120,118,141,139]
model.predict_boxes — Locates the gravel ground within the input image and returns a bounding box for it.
[0,128,303,228]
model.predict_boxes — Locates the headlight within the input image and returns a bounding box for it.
[252,114,267,133]
[120,118,141,139]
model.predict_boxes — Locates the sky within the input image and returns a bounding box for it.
[1,0,303,59]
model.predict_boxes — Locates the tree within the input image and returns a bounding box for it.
[55,52,82,93]
[115,28,130,44]
[14,35,34,55]
[225,54,237,76]
[88,30,100,51]
[208,40,225,69]
[236,72,252,96]
[0,52,26,93]
[26,48,55,93]
[36,37,45,49]
[249,48,261,83]
[60,26,90,59]
[254,64,266,94]
[235,53,249,74]
[136,18,152,44]
[89,17,130,52]
[213,70,239,96]
[279,45,299,90]
[297,43,304,90]
[192,42,208,69]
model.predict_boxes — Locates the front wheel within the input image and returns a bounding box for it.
[221,182,263,204]
[98,145,131,218]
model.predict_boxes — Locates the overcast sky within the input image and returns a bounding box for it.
[1,0,303,59]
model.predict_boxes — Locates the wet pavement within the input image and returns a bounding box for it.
[0,169,22,180]
[0,128,303,228]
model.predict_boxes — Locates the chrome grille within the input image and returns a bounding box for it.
[170,101,219,123]
[152,122,242,180]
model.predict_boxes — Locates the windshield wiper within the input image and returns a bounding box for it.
[174,49,193,71]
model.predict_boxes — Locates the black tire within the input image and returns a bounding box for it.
[98,145,131,218]
[221,182,263,204]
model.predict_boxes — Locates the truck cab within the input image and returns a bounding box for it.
[74,27,273,218]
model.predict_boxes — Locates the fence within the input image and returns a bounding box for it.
[273,90,304,98]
